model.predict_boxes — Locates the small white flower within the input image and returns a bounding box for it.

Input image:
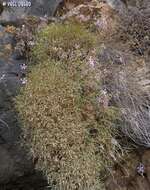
[21,78,27,85]
[95,17,107,29]
[28,41,35,46]
[101,89,107,95]
[137,163,145,176]
[78,15,90,22]
[111,138,118,146]
[95,19,102,27]
[0,74,5,81]
[20,64,27,70]
[119,56,125,64]
[89,56,95,67]
[2,2,6,6]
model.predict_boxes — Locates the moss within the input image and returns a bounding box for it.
[15,23,121,190]
[16,62,120,189]
[32,22,97,63]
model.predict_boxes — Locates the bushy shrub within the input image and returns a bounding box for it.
[108,65,150,147]
[97,44,150,147]
[32,22,97,63]
[16,61,120,190]
[117,9,150,56]
[15,23,121,190]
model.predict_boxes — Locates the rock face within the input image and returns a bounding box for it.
[61,1,120,37]
[0,24,34,184]
[0,0,63,24]
[106,0,127,11]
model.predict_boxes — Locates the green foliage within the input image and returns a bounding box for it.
[16,62,120,190]
[16,23,121,190]
[32,22,97,63]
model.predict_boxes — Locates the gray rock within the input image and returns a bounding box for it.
[106,0,127,13]
[0,144,34,183]
[0,24,33,184]
[0,146,15,183]
[0,0,63,25]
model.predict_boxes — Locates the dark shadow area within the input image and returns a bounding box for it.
[0,22,49,190]
[0,170,50,190]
